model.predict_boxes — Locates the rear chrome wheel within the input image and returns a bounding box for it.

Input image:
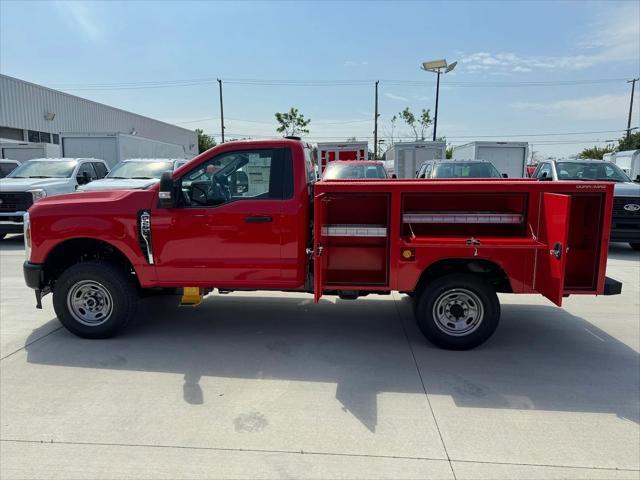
[432,288,484,337]
[416,274,500,350]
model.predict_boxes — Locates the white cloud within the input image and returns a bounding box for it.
[384,93,408,102]
[344,60,369,67]
[510,93,629,121]
[459,4,639,74]
[54,1,105,42]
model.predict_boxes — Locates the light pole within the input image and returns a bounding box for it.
[421,59,457,141]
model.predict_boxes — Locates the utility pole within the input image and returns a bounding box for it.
[374,80,379,159]
[217,78,225,143]
[433,69,441,141]
[626,78,638,139]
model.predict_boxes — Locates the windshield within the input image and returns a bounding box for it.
[0,163,18,178]
[432,163,502,178]
[323,163,387,180]
[107,161,174,179]
[556,161,630,182]
[9,161,76,178]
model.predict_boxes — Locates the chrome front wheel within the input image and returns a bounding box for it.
[67,280,114,326]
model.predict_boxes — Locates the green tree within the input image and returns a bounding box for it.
[275,108,311,136]
[578,144,615,159]
[398,107,418,140]
[618,131,640,151]
[398,107,432,140]
[446,145,453,159]
[419,109,432,141]
[196,129,216,153]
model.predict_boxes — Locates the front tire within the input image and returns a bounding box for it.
[630,243,640,251]
[415,273,500,350]
[53,261,138,338]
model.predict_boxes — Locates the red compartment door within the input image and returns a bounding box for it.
[535,193,572,306]
[314,193,328,302]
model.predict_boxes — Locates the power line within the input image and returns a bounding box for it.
[50,76,633,91]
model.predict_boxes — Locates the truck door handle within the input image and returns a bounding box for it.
[245,215,272,223]
[550,242,562,260]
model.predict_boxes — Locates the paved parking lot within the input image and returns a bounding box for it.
[1,234,638,479]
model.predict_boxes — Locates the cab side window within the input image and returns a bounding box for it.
[76,162,97,183]
[179,148,292,207]
[425,163,433,178]
[535,163,552,179]
[92,162,109,178]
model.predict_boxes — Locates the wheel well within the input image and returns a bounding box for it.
[413,259,512,295]
[43,238,138,288]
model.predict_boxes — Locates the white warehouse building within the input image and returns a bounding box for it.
[0,74,198,165]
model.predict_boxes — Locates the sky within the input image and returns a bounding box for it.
[1,0,639,158]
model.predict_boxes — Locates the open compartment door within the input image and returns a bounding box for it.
[535,193,572,306]
[313,193,328,303]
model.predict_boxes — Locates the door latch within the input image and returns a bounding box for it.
[316,243,323,257]
[550,242,562,260]
[465,237,481,246]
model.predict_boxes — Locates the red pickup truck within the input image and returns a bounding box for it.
[23,138,622,350]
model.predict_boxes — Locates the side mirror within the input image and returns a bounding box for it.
[76,171,91,185]
[158,171,175,208]
[391,173,397,179]
[635,175,640,183]
[502,173,508,178]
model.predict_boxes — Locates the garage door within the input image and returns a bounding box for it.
[1,147,45,162]
[62,137,117,166]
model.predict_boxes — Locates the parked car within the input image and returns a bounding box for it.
[532,158,640,250]
[322,160,387,180]
[0,159,21,178]
[0,158,109,239]
[78,158,188,192]
[416,159,504,179]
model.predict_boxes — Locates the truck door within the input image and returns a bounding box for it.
[151,147,294,288]
[535,193,572,306]
[313,193,328,302]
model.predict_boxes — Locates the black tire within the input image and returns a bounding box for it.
[53,261,138,339]
[629,243,640,251]
[415,273,500,350]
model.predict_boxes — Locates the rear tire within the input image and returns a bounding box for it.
[415,273,500,350]
[53,261,138,339]
[630,243,640,251]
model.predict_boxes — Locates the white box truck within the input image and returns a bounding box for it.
[0,142,61,161]
[452,141,529,178]
[383,141,446,178]
[610,149,640,181]
[61,133,189,168]
[317,141,368,173]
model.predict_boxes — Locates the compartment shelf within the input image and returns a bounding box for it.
[322,224,388,237]
[403,212,523,225]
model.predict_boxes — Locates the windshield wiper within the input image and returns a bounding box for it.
[107,176,128,179]
[595,177,622,182]
[131,176,155,180]
[28,175,53,178]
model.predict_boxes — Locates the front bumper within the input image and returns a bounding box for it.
[23,261,44,290]
[610,216,640,243]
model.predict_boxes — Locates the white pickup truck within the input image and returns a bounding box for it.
[0,158,109,239]
[78,158,188,192]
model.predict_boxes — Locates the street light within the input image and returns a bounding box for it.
[421,58,457,141]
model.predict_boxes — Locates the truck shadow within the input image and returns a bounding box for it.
[23,294,640,433]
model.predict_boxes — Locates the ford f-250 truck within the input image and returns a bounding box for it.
[23,138,622,350]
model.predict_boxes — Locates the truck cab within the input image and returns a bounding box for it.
[23,139,621,350]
